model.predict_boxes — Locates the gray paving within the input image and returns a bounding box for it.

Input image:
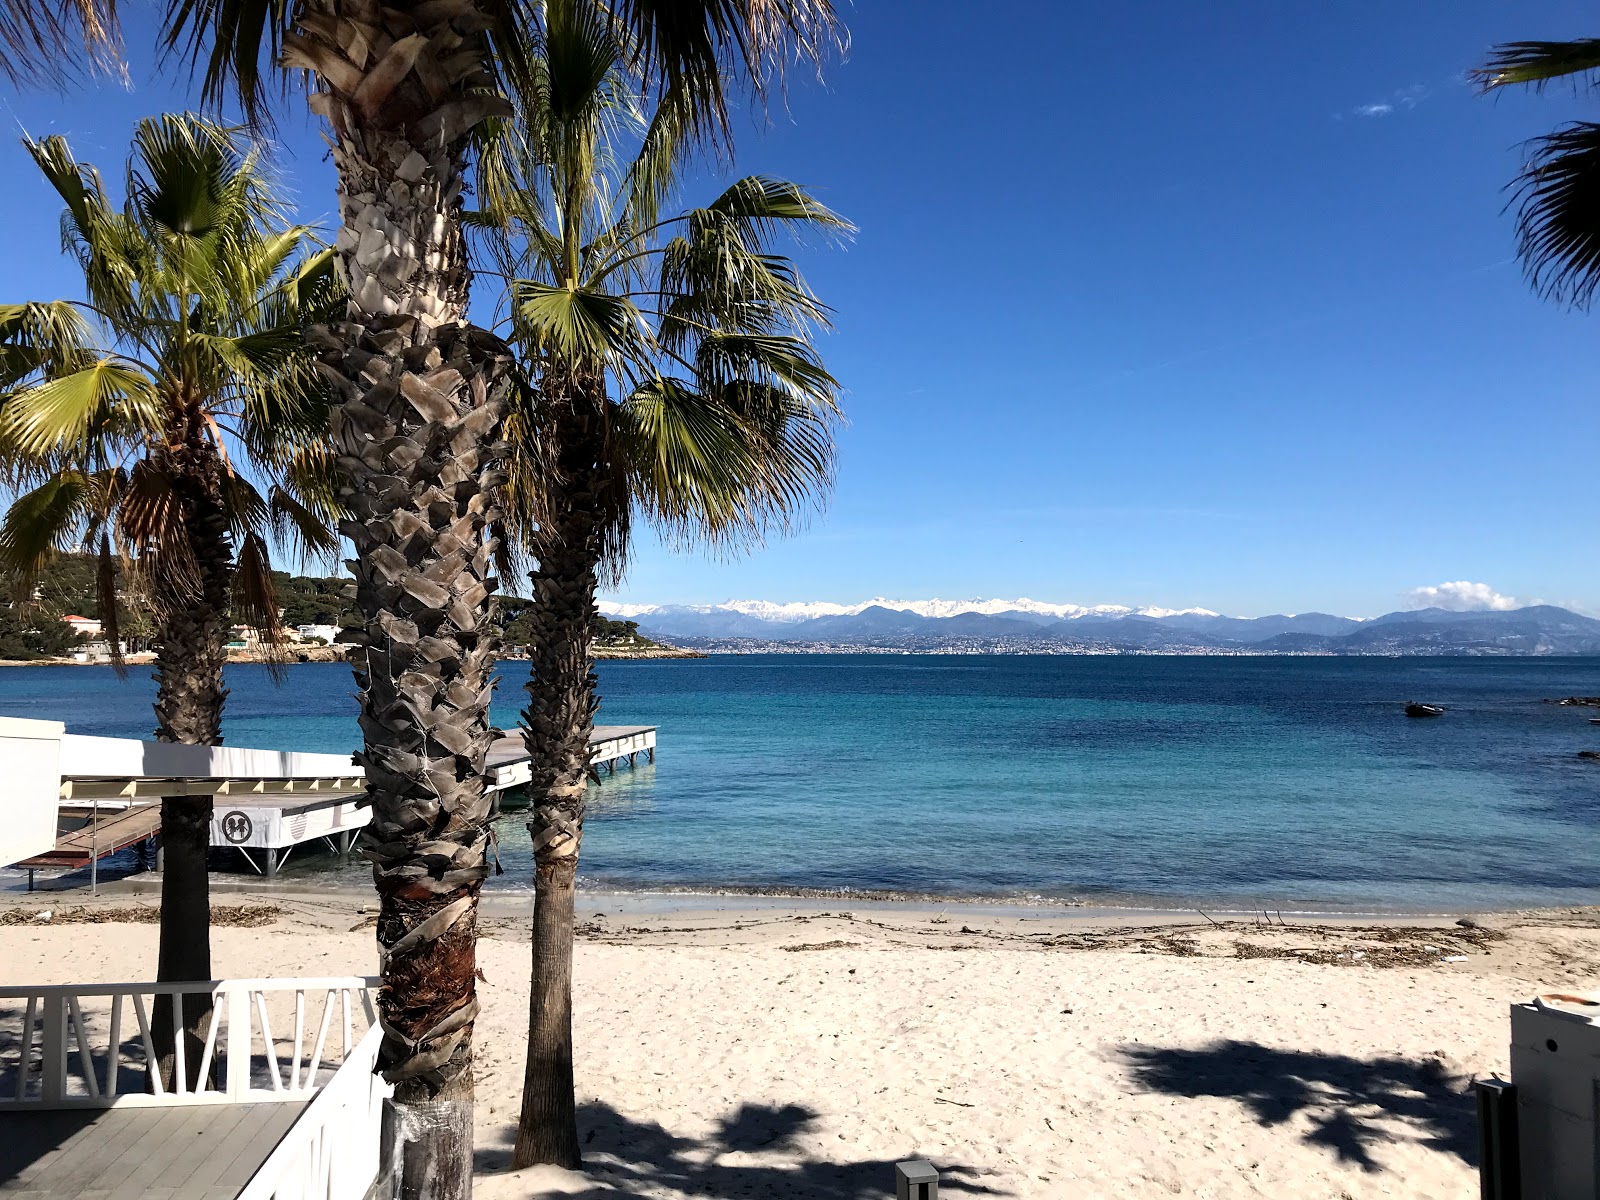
[0,1102,306,1200]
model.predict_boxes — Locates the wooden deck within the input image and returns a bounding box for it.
[0,1102,305,1200]
[17,805,161,871]
[486,725,656,767]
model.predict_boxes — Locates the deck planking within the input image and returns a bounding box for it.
[486,725,656,768]
[0,1102,305,1200]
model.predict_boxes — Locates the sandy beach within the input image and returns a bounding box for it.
[5,891,1599,1199]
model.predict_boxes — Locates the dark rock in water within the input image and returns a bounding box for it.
[1548,697,1600,707]
[1579,750,1600,761]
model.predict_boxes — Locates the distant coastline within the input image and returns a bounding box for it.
[614,601,1600,656]
[0,641,708,668]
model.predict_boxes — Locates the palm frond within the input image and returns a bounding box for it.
[159,0,292,125]
[515,281,647,361]
[0,301,99,390]
[619,370,833,549]
[0,0,122,86]
[705,174,850,235]
[1474,39,1600,93]
[134,113,240,238]
[232,527,288,676]
[0,359,161,457]
[0,469,100,576]
[1506,121,1600,306]
[605,0,843,146]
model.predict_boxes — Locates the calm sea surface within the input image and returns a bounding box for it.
[4,655,1600,911]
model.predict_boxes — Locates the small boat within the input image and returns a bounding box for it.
[1405,703,1446,718]
[1589,718,1600,725]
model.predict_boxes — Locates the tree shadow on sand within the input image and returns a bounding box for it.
[1121,1040,1476,1172]
[476,1100,1009,1198]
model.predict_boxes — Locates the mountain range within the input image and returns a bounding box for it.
[598,598,1600,655]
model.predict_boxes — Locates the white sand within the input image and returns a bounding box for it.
[7,895,1600,1199]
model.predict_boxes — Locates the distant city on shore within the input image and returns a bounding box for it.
[599,598,1600,656]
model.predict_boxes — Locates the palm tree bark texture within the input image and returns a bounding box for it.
[289,1,512,1194]
[149,415,233,1090]
[514,379,608,1169]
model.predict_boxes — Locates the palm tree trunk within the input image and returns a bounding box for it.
[290,9,513,1191]
[150,451,232,1091]
[514,393,608,1169]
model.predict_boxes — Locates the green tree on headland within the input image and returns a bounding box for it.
[478,0,846,1163]
[1475,39,1600,304]
[0,114,339,1083]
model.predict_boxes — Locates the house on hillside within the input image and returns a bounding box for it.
[295,623,347,646]
[60,614,101,638]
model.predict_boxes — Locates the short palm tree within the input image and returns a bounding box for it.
[0,113,339,1081]
[1475,38,1600,304]
[477,2,847,1164]
[162,0,840,1185]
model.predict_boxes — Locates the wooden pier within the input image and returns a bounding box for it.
[487,725,657,791]
[14,726,659,884]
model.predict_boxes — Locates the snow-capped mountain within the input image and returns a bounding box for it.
[601,597,1222,623]
[595,597,1600,654]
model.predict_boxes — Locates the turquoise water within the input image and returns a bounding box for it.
[4,655,1600,911]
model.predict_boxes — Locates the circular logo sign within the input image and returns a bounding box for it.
[220,811,253,845]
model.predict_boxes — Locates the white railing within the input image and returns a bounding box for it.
[236,1021,389,1200]
[0,977,379,1109]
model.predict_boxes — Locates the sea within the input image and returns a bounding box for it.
[4,655,1600,913]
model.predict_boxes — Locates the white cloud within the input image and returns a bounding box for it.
[1350,84,1429,119]
[1405,581,1521,612]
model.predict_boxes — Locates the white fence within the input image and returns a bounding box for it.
[235,1021,388,1200]
[0,977,379,1108]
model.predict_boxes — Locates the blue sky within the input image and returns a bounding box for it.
[2,2,1598,617]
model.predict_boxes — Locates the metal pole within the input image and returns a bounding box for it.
[90,799,98,895]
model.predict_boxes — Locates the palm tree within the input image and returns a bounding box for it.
[0,113,339,1082]
[1474,39,1600,305]
[476,3,847,1163]
[160,1,840,1188]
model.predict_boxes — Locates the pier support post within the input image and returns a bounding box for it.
[896,1160,939,1200]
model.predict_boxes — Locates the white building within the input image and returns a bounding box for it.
[296,623,347,645]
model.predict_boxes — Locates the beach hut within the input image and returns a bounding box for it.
[0,717,65,868]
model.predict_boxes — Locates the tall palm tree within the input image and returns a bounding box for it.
[0,113,339,1082]
[477,3,847,1163]
[160,1,840,1189]
[1475,39,1600,305]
